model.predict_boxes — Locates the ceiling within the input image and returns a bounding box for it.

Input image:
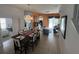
[11,4,61,14]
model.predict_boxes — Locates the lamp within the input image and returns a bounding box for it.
[24,4,33,22]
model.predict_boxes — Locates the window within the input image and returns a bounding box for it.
[0,18,6,30]
[49,17,59,29]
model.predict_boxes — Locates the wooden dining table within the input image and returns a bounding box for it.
[12,29,35,41]
[21,30,34,37]
[12,29,40,53]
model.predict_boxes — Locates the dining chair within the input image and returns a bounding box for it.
[20,38,30,53]
[13,37,28,54]
[13,39,22,53]
[26,33,37,51]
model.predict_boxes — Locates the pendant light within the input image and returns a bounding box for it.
[24,4,33,22]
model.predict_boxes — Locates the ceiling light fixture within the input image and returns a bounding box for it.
[24,4,33,22]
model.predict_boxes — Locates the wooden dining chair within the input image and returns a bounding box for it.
[13,39,22,53]
[26,33,37,51]
[13,37,28,54]
[20,38,30,53]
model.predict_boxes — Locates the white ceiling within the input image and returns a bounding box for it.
[11,4,61,14]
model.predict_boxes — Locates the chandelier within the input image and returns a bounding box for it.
[24,4,33,22]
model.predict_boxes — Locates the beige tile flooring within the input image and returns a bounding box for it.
[0,30,64,54]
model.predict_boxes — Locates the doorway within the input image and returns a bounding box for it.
[33,16,43,30]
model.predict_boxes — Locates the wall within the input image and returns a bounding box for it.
[0,5,25,53]
[0,5,24,35]
[43,15,48,27]
[60,4,79,53]
[72,5,79,33]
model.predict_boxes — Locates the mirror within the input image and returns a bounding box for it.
[60,16,67,39]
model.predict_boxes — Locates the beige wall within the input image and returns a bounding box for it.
[60,4,79,53]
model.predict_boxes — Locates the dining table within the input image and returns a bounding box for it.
[11,29,40,53]
[12,29,36,41]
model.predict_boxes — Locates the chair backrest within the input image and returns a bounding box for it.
[33,33,37,42]
[14,39,21,48]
